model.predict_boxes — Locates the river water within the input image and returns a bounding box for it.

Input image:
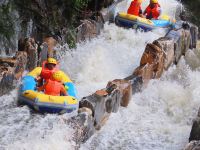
[0,0,199,150]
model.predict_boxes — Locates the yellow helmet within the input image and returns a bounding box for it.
[47,57,57,64]
[150,0,158,3]
[52,71,63,81]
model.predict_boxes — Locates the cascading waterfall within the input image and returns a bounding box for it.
[0,0,198,150]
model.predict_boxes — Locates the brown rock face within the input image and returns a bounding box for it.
[107,79,132,107]
[166,28,191,63]
[79,87,122,130]
[140,43,165,78]
[68,111,95,145]
[0,51,27,96]
[76,19,103,43]
[153,37,174,70]
[133,64,154,86]
[18,38,38,71]
[43,37,57,58]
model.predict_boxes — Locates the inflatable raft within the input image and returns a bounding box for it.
[115,12,175,31]
[18,67,79,114]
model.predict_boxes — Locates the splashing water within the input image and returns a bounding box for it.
[0,0,197,150]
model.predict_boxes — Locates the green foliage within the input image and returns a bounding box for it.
[182,0,200,27]
[66,29,77,49]
[74,0,90,10]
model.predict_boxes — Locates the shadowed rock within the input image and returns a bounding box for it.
[190,25,198,49]
[76,19,103,42]
[18,38,38,71]
[79,88,121,130]
[67,109,95,146]
[166,28,191,63]
[133,64,154,87]
[107,79,132,107]
[153,37,174,70]
[43,37,57,58]
[140,44,165,79]
[184,141,200,150]
[0,51,27,96]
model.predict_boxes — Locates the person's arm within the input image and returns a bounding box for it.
[139,7,145,17]
[38,85,44,91]
[61,85,68,96]
[37,83,46,91]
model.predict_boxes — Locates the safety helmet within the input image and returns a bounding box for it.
[52,71,63,81]
[150,0,158,3]
[47,57,57,65]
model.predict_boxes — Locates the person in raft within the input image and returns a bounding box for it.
[127,0,143,17]
[38,71,67,96]
[143,0,161,19]
[40,57,59,81]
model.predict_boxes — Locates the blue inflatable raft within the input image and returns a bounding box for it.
[115,12,175,31]
[18,67,79,114]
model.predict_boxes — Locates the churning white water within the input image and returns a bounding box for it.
[0,0,198,149]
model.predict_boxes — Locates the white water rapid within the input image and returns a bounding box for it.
[0,0,199,150]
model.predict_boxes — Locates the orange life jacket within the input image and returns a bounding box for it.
[127,0,142,16]
[144,3,161,19]
[44,79,64,96]
[41,61,58,81]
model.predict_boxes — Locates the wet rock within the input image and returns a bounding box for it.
[13,51,28,79]
[69,109,95,145]
[189,116,200,142]
[0,51,27,96]
[183,29,191,55]
[166,29,184,63]
[38,42,48,66]
[166,29,191,63]
[124,75,143,94]
[133,64,154,86]
[184,140,200,150]
[140,43,165,79]
[18,38,38,71]
[105,85,121,113]
[153,37,174,70]
[79,88,121,130]
[0,66,15,96]
[43,37,57,58]
[190,25,198,49]
[107,79,132,107]
[76,19,103,42]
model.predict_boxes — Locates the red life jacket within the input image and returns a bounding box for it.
[127,0,142,16]
[44,79,64,96]
[145,3,161,19]
[40,61,59,81]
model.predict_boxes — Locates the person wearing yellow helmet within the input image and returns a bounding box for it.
[40,57,59,81]
[127,0,143,17]
[143,0,161,19]
[38,71,67,96]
